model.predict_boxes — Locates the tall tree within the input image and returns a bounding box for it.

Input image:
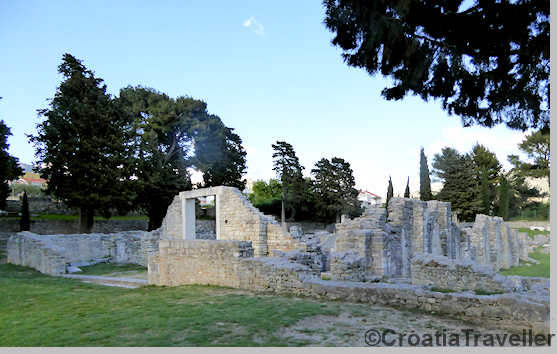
[497,175,510,220]
[419,148,432,201]
[193,115,247,190]
[311,157,361,223]
[118,86,200,230]
[323,0,549,131]
[30,54,133,232]
[272,141,305,224]
[508,130,550,185]
[404,177,410,198]
[0,117,23,209]
[433,148,482,221]
[386,176,393,207]
[19,192,30,231]
[470,144,502,215]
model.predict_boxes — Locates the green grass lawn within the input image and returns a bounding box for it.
[517,227,550,240]
[0,262,340,346]
[78,263,147,275]
[499,246,550,278]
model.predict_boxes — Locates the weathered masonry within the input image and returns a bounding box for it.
[6,187,548,334]
[159,186,305,256]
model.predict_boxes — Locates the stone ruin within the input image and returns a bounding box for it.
[6,186,549,334]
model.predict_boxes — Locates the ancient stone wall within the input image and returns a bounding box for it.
[148,238,548,334]
[158,187,305,256]
[462,214,526,271]
[410,254,512,293]
[7,230,160,275]
[0,218,149,234]
[148,239,312,294]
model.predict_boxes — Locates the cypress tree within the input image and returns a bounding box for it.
[498,176,510,220]
[404,177,410,198]
[19,192,30,231]
[386,176,393,208]
[420,148,432,201]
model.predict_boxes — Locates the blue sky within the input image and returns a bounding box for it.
[0,0,530,198]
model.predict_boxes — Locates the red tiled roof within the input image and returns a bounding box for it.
[358,189,381,199]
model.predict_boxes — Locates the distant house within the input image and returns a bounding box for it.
[358,190,382,208]
[15,172,47,188]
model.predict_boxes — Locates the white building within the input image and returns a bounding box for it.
[358,190,382,208]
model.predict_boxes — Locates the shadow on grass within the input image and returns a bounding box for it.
[0,263,340,346]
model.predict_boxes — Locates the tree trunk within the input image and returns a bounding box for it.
[79,206,94,233]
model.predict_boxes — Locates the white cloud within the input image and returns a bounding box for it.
[424,125,529,170]
[242,16,264,36]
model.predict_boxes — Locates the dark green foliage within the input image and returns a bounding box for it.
[419,148,432,201]
[0,117,23,209]
[508,130,550,184]
[272,141,306,222]
[193,115,247,190]
[249,179,283,217]
[471,144,501,215]
[118,86,197,230]
[386,176,393,207]
[433,148,482,221]
[119,86,247,230]
[323,0,549,131]
[404,177,410,198]
[29,54,133,232]
[311,157,362,223]
[19,192,30,231]
[497,175,510,220]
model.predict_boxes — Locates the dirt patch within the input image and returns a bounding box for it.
[277,302,511,347]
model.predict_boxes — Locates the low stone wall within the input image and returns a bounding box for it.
[0,218,149,234]
[306,280,549,335]
[410,254,511,293]
[0,218,217,236]
[149,239,549,334]
[7,230,159,275]
[148,240,312,293]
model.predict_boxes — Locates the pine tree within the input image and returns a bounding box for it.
[471,144,501,215]
[419,148,432,201]
[272,141,305,224]
[404,177,410,198]
[30,54,133,233]
[323,0,549,131]
[433,149,482,221]
[19,192,30,231]
[311,157,361,223]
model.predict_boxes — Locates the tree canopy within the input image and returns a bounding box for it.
[323,0,549,131]
[311,157,361,222]
[433,148,481,221]
[508,130,550,183]
[0,118,23,209]
[272,141,306,222]
[30,54,133,232]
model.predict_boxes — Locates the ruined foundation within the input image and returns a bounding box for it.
[6,188,548,334]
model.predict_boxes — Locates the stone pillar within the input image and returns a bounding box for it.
[181,197,196,240]
[500,224,511,269]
